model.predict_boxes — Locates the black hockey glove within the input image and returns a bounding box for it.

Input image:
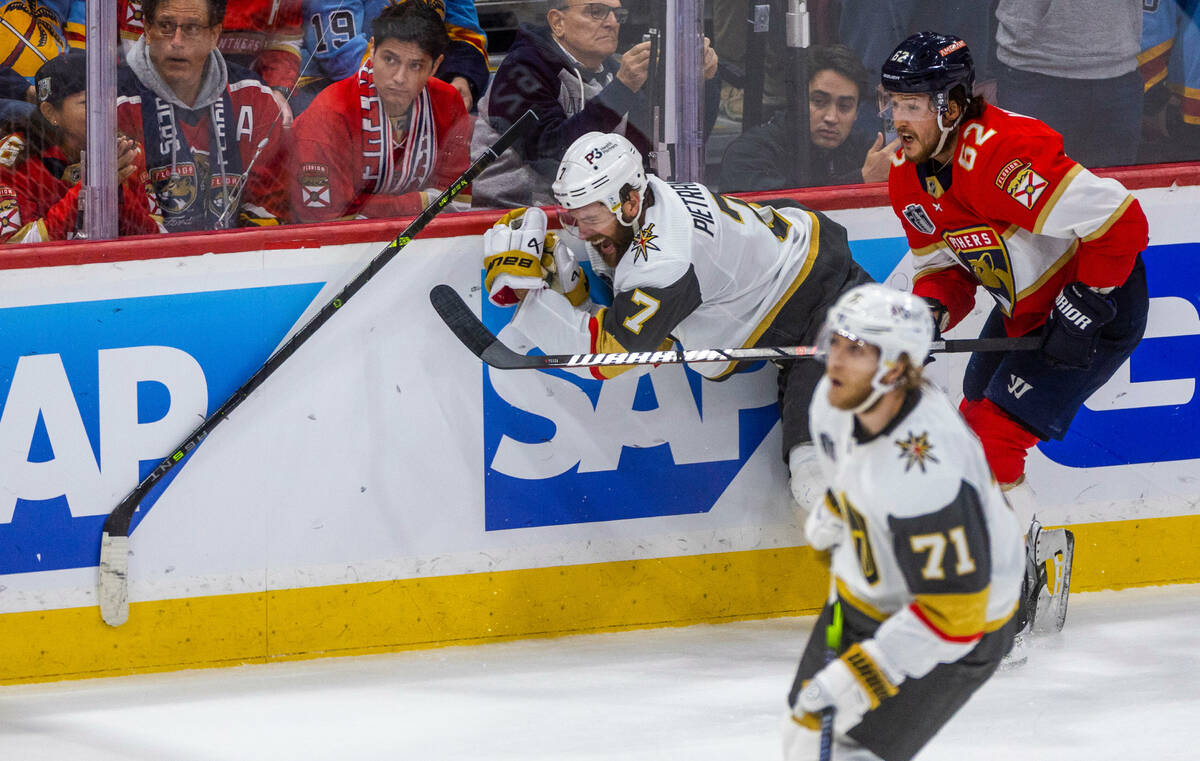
[1040,282,1117,370]
[920,297,949,365]
[921,297,949,340]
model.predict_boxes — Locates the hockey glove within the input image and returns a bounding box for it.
[483,207,552,306]
[803,490,844,553]
[1040,282,1117,370]
[546,235,591,307]
[794,642,901,736]
[922,297,950,340]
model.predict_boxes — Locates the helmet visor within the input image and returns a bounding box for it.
[555,205,580,239]
[878,87,939,123]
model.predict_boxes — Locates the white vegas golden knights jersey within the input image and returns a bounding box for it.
[509,174,824,380]
[809,376,1024,672]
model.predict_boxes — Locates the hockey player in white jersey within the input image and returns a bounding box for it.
[782,284,1025,761]
[481,131,872,502]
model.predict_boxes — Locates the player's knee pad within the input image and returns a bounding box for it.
[959,398,1040,484]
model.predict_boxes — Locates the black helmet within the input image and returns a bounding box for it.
[880,32,974,115]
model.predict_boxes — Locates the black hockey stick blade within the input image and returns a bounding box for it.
[430,285,1042,372]
[97,111,539,627]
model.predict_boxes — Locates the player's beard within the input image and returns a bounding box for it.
[827,375,875,411]
[590,223,636,268]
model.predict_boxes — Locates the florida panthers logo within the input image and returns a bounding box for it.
[152,164,198,214]
[942,224,1017,315]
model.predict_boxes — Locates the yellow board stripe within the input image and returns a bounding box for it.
[0,546,830,685]
[3,513,1199,685]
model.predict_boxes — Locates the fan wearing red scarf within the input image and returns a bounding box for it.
[291,0,472,222]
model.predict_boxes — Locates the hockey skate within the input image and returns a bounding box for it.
[1029,518,1074,634]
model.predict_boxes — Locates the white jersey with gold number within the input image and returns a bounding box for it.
[510,174,823,380]
[809,377,1024,677]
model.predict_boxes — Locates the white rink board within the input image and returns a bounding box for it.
[0,183,1197,615]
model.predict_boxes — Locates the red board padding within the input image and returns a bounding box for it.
[3,162,1197,272]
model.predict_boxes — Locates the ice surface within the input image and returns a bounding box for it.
[1,584,1196,760]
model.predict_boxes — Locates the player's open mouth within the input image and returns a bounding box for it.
[593,237,617,257]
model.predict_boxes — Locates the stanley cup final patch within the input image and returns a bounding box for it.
[902,203,937,235]
[300,163,331,208]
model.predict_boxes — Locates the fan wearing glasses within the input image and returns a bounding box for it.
[117,0,290,231]
[470,0,719,209]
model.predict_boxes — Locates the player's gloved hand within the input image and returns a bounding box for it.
[921,296,949,340]
[794,642,900,736]
[804,490,844,552]
[483,207,551,306]
[546,234,590,307]
[1041,282,1117,370]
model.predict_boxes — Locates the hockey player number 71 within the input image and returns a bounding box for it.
[909,528,978,580]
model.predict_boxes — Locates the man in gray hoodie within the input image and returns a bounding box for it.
[116,0,290,232]
[994,0,1143,167]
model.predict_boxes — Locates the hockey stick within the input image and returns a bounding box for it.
[428,284,1042,371]
[818,601,844,761]
[97,110,540,627]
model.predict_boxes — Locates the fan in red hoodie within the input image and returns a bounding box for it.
[880,32,1149,495]
[0,51,161,243]
[290,0,471,222]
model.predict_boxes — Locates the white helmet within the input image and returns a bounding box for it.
[552,132,647,230]
[818,284,934,412]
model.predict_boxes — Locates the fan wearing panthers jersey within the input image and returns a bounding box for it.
[880,32,1149,504]
[481,130,872,505]
[782,284,1024,761]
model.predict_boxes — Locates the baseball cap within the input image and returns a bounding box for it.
[35,50,88,105]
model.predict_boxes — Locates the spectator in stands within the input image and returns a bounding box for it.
[469,0,719,209]
[116,0,290,232]
[296,0,488,116]
[0,0,83,122]
[119,0,304,93]
[290,0,471,222]
[0,51,162,243]
[720,44,897,191]
[994,0,1143,167]
[1138,0,1200,164]
[0,66,35,125]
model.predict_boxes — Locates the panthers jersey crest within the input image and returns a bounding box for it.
[942,224,1016,315]
[151,163,198,213]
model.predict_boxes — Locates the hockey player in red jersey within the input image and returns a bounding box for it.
[290,0,471,223]
[880,31,1149,646]
[882,31,1148,490]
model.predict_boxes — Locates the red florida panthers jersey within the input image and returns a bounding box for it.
[888,103,1149,337]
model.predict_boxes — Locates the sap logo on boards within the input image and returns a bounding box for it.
[0,284,323,576]
[1039,242,1200,467]
[848,236,1200,468]
[478,295,779,530]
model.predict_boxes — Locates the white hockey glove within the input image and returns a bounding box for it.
[804,490,844,553]
[483,207,552,307]
[788,444,824,510]
[546,234,590,307]
[794,642,901,736]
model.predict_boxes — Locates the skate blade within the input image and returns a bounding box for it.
[1032,528,1074,634]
